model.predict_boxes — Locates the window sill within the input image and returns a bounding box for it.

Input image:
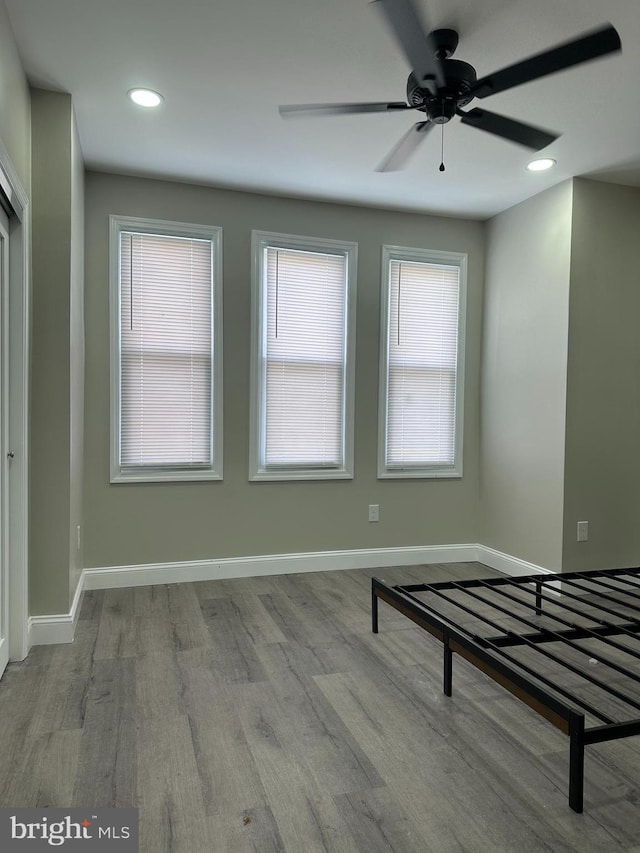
[377,468,462,480]
[111,468,223,484]
[250,467,353,482]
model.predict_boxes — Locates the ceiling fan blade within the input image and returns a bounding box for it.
[471,24,621,99]
[459,108,558,150]
[279,101,412,118]
[376,120,433,171]
[372,0,445,94]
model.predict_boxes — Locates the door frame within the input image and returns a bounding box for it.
[0,204,9,676]
[0,140,29,662]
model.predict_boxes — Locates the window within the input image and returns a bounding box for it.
[250,231,356,480]
[110,216,223,482]
[378,245,466,478]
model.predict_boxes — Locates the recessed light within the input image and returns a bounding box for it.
[527,158,556,172]
[128,88,164,108]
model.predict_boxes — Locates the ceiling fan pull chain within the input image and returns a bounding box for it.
[439,105,446,172]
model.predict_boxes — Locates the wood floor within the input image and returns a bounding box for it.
[1,562,640,852]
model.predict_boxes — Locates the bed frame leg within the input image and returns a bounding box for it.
[372,584,379,634]
[443,638,452,697]
[535,580,543,616]
[569,715,585,813]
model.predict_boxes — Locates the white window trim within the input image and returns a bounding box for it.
[378,244,467,480]
[249,230,357,481]
[109,215,223,483]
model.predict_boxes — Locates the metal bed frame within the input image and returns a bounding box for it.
[371,567,640,812]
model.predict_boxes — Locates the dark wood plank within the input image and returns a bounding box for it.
[72,659,137,807]
[144,807,287,853]
[334,787,431,853]
[0,663,56,802]
[94,588,137,660]
[1,730,81,807]
[251,644,383,794]
[175,648,269,816]
[200,602,269,684]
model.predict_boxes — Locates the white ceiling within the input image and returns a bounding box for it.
[5,0,640,218]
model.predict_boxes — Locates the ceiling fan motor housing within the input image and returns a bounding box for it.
[407,57,477,123]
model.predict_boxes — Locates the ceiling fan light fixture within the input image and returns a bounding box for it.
[527,157,556,172]
[128,88,164,108]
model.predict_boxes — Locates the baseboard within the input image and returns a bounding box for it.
[476,545,556,577]
[27,542,560,647]
[477,544,561,595]
[27,571,86,647]
[83,543,480,590]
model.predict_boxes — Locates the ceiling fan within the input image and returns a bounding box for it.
[279,0,621,171]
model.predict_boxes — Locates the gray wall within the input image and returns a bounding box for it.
[30,89,85,614]
[69,112,85,603]
[83,171,484,570]
[481,182,573,571]
[563,178,640,571]
[0,2,30,193]
[30,89,72,614]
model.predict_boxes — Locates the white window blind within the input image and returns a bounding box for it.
[250,232,356,480]
[119,230,213,469]
[263,246,346,467]
[382,251,464,475]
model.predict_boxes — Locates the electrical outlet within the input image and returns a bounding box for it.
[577,521,589,542]
[368,504,379,523]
